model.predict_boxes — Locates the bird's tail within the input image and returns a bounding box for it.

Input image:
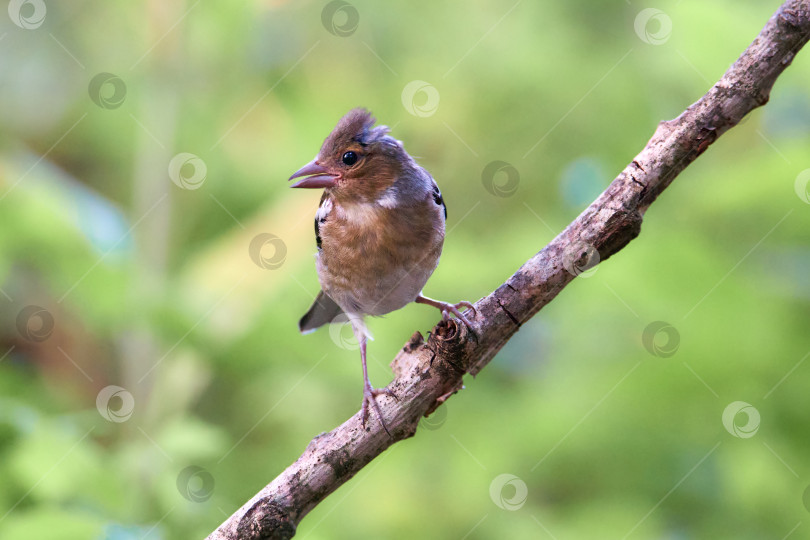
[298,290,345,334]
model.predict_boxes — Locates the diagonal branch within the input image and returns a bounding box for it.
[208,2,810,538]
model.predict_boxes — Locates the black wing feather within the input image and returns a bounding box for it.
[432,183,447,220]
[315,191,330,250]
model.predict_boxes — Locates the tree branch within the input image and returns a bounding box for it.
[208,2,810,538]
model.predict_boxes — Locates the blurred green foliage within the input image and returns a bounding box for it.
[1,1,810,539]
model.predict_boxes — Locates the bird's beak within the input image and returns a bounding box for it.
[288,159,338,189]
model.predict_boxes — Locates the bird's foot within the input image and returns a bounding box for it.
[439,300,476,329]
[416,296,476,329]
[361,384,397,437]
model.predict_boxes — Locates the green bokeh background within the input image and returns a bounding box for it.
[2,1,809,538]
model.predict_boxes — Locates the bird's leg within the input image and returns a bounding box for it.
[415,295,476,329]
[354,324,396,436]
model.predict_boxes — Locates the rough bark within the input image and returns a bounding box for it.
[208,2,810,538]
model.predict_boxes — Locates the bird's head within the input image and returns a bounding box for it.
[288,108,408,203]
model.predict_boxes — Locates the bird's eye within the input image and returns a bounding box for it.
[342,151,358,166]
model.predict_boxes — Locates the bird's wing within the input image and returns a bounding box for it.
[431,180,447,220]
[299,290,344,334]
[314,191,333,250]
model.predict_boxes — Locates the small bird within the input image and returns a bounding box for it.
[289,108,475,435]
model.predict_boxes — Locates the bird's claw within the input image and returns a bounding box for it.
[438,301,476,329]
[361,385,397,437]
